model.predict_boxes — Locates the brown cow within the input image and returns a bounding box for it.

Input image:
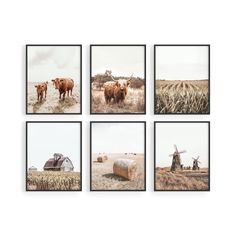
[35,81,48,102]
[51,78,74,100]
[103,81,116,104]
[103,76,131,104]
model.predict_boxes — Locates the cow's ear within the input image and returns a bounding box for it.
[115,81,119,86]
[46,81,48,84]
[127,79,131,86]
[60,79,64,82]
[35,85,38,88]
[51,79,55,82]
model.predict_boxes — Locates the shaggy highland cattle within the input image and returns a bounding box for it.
[103,76,131,104]
[51,78,74,100]
[35,81,48,102]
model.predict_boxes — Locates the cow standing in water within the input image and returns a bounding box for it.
[51,78,74,100]
[35,81,48,102]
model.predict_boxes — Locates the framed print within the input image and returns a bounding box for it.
[26,121,82,191]
[154,45,210,114]
[90,45,146,114]
[90,121,146,191]
[154,121,210,191]
[26,44,82,114]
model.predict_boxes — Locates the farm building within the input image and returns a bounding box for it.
[28,166,37,171]
[43,153,74,172]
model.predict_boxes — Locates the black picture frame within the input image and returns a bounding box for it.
[90,121,146,191]
[154,121,210,191]
[154,44,210,115]
[26,44,82,115]
[26,121,82,191]
[90,44,146,115]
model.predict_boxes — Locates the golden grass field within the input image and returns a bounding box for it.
[155,168,209,190]
[27,82,80,113]
[91,153,145,190]
[155,80,209,113]
[27,171,81,191]
[91,88,145,113]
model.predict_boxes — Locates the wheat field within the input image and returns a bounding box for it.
[27,171,81,191]
[91,153,145,190]
[155,168,209,190]
[155,80,209,114]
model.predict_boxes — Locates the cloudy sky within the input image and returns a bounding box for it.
[155,122,209,167]
[27,46,81,83]
[91,46,145,78]
[27,123,81,171]
[92,122,145,154]
[155,46,209,80]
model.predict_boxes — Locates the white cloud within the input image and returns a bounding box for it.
[27,46,81,83]
[92,46,145,78]
[155,46,209,80]
[92,122,145,153]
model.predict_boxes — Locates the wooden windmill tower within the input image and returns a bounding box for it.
[192,156,201,170]
[169,145,186,171]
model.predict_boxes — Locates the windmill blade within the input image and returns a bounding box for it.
[179,150,186,154]
[197,161,201,164]
[174,144,179,153]
[197,156,200,160]
[169,154,174,157]
[192,157,195,160]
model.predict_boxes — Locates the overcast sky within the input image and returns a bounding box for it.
[91,46,145,78]
[155,46,209,80]
[92,123,144,154]
[155,123,209,167]
[27,123,81,171]
[28,46,81,83]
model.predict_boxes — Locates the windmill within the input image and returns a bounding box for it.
[169,145,186,171]
[192,156,201,170]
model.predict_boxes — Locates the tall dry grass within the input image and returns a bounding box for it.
[27,82,80,113]
[92,88,145,113]
[27,171,81,190]
[155,169,209,190]
[155,80,209,113]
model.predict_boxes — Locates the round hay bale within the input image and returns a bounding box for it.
[113,159,137,180]
[97,156,105,162]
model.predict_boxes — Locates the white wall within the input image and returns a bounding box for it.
[0,0,235,236]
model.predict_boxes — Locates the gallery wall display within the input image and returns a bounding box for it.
[154,121,210,191]
[154,44,210,114]
[26,45,82,115]
[26,121,82,191]
[90,45,146,114]
[90,121,146,191]
[24,44,211,192]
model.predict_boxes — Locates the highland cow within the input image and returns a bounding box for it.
[103,76,131,104]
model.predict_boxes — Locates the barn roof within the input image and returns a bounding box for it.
[44,156,73,169]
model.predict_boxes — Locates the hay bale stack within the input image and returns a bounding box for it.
[113,159,137,180]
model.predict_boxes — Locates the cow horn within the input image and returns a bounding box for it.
[110,75,116,81]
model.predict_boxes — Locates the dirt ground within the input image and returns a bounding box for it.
[155,168,209,190]
[27,82,80,113]
[91,153,145,190]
